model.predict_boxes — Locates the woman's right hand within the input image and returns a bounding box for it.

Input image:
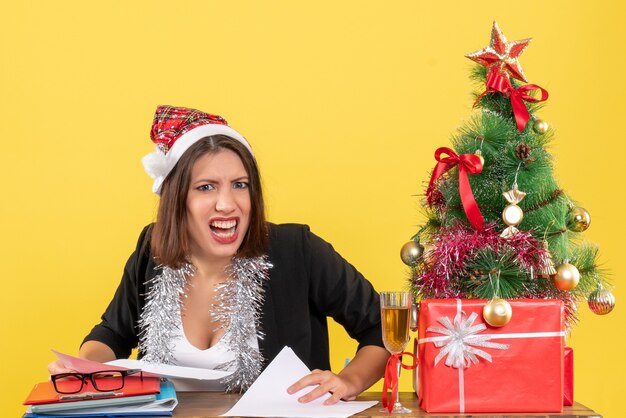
[47,360,75,375]
[48,342,117,376]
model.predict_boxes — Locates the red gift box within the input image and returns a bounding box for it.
[416,299,564,413]
[564,346,574,406]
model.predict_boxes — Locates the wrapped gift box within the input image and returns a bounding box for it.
[564,346,574,406]
[416,299,564,413]
[413,326,574,409]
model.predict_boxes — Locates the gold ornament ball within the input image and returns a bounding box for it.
[474,150,485,167]
[567,206,591,232]
[400,240,424,266]
[554,263,580,290]
[533,119,549,134]
[483,298,512,327]
[588,289,615,315]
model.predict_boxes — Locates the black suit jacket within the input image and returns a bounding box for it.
[83,223,384,371]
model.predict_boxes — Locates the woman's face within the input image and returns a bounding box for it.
[186,149,251,263]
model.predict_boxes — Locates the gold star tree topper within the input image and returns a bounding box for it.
[465,21,532,82]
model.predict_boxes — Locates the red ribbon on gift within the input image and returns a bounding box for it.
[475,69,549,132]
[426,147,484,230]
[381,351,417,413]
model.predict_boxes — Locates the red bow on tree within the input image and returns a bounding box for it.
[427,147,484,230]
[476,69,549,132]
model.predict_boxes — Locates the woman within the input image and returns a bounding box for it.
[48,105,389,404]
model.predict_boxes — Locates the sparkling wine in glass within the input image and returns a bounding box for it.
[380,291,412,414]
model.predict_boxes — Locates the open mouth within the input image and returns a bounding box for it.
[209,218,239,243]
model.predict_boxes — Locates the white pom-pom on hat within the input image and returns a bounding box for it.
[142,150,168,180]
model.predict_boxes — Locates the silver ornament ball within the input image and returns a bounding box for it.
[400,240,424,266]
[588,288,616,315]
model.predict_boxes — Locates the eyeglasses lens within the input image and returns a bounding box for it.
[54,374,84,394]
[92,371,124,391]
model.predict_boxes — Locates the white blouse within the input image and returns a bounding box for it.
[168,322,259,391]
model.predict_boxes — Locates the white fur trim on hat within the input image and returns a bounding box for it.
[142,124,253,195]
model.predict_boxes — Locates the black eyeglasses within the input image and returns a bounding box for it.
[51,369,143,394]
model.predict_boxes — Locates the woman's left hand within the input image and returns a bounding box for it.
[287,369,356,405]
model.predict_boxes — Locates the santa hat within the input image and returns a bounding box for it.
[142,105,253,195]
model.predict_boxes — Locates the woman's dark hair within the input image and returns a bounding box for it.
[151,135,267,267]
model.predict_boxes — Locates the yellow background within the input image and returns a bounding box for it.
[2,1,624,417]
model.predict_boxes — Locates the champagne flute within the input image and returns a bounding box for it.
[380,291,412,414]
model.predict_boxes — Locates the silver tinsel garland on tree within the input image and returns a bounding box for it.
[137,257,272,393]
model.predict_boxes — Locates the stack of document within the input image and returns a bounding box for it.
[23,350,232,417]
[23,380,178,418]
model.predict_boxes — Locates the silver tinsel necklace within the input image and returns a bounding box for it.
[138,256,272,393]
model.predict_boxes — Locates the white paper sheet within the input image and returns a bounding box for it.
[222,346,378,418]
[53,350,231,380]
[108,358,231,380]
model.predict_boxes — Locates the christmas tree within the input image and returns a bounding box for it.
[403,22,615,327]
